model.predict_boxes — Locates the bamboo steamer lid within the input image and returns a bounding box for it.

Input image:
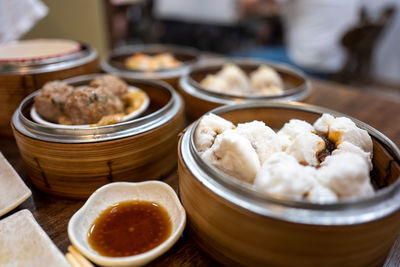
[0,39,81,63]
[0,39,98,136]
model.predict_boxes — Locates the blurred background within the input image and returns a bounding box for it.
[11,0,400,99]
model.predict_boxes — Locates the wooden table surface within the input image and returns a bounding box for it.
[1,79,399,266]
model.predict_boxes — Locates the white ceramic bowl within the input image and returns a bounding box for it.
[30,86,150,129]
[68,181,186,266]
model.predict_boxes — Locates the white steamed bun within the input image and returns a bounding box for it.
[235,121,281,164]
[332,141,373,170]
[200,74,230,93]
[314,114,373,155]
[285,131,325,166]
[277,119,315,151]
[194,113,376,202]
[202,130,260,183]
[250,65,284,95]
[316,152,374,199]
[253,153,316,199]
[218,63,251,93]
[194,114,235,153]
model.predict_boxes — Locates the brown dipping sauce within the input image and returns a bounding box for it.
[87,200,172,257]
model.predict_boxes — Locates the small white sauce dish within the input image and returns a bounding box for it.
[30,86,150,129]
[68,181,186,266]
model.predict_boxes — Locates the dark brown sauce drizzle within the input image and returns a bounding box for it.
[316,132,336,164]
[87,200,172,257]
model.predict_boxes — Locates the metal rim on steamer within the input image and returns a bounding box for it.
[12,74,183,143]
[180,102,400,225]
[0,42,97,75]
[101,44,199,80]
[179,58,312,104]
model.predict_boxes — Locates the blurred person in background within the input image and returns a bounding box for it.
[340,5,396,84]
[278,0,360,75]
[242,0,399,85]
[110,0,399,86]
[361,0,399,86]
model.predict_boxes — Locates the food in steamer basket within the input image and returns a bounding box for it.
[125,53,181,71]
[200,63,285,96]
[195,113,374,202]
[33,75,147,126]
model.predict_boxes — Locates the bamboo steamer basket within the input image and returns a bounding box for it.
[101,44,199,89]
[0,40,98,137]
[12,74,184,199]
[179,59,312,120]
[178,102,400,267]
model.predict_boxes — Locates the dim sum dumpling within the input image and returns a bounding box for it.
[257,85,284,96]
[329,117,373,154]
[217,63,250,93]
[307,183,338,203]
[285,131,326,166]
[200,74,230,93]
[316,152,374,199]
[235,121,281,164]
[254,152,317,199]
[314,114,373,154]
[332,141,372,170]
[250,65,284,95]
[195,114,235,153]
[34,81,74,123]
[313,113,335,134]
[202,130,260,183]
[277,119,315,151]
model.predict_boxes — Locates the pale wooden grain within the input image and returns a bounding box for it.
[68,246,94,267]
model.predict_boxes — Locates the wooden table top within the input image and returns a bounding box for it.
[0,79,399,266]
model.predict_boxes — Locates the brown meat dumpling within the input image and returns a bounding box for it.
[34,81,74,123]
[89,75,128,99]
[64,86,124,125]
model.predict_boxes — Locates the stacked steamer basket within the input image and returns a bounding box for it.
[12,74,184,199]
[101,44,199,89]
[179,58,312,120]
[178,102,400,267]
[0,39,98,136]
